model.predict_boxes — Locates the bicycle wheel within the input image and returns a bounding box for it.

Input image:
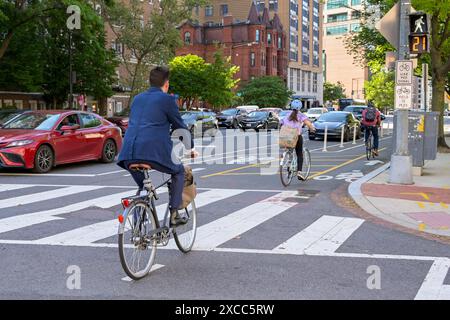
[173,200,197,253]
[118,201,157,280]
[365,136,372,160]
[280,149,294,187]
[299,148,311,180]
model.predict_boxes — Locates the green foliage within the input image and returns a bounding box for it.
[364,67,395,110]
[239,76,292,108]
[169,52,239,109]
[323,81,346,103]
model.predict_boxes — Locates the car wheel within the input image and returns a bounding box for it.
[101,139,117,163]
[32,145,54,173]
[232,119,238,129]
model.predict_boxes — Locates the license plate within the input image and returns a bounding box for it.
[246,124,251,127]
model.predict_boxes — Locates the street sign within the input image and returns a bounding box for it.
[395,85,413,109]
[375,1,400,50]
[395,60,413,85]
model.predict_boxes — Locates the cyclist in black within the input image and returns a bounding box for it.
[361,101,382,156]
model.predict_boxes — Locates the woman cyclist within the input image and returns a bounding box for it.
[280,100,315,180]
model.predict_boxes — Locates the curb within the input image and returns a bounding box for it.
[348,162,450,237]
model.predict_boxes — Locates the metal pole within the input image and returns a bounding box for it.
[422,63,428,112]
[322,125,328,152]
[69,30,73,109]
[389,0,413,185]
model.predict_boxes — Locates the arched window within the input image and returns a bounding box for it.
[184,32,191,45]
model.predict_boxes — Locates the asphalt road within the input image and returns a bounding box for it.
[1,127,449,300]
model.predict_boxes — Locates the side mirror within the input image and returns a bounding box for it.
[60,124,80,131]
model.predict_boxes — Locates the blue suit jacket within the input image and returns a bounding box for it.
[117,87,193,172]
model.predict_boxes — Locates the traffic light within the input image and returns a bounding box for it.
[409,13,429,54]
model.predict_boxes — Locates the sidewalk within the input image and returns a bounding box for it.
[349,151,450,238]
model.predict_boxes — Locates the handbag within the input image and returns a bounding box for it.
[279,125,299,148]
[180,165,197,209]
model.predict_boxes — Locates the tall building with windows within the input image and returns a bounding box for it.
[323,0,368,102]
[190,0,324,108]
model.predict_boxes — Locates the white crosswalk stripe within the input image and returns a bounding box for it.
[0,184,35,194]
[273,215,364,255]
[0,185,103,209]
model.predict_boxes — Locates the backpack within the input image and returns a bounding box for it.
[364,107,376,122]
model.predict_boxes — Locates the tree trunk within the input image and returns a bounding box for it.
[0,31,14,61]
[431,74,449,151]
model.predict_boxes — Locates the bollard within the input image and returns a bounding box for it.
[322,125,328,152]
[352,125,357,144]
[340,126,345,147]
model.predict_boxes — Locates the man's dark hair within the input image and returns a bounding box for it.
[149,66,170,87]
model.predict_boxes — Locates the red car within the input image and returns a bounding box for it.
[0,110,122,173]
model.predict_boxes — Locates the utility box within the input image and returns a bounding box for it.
[392,111,439,167]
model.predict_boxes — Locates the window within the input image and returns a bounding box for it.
[351,23,361,32]
[80,113,101,128]
[57,114,80,130]
[326,25,348,35]
[255,29,260,43]
[220,4,228,16]
[327,0,348,10]
[351,11,361,20]
[29,100,38,111]
[313,73,318,93]
[184,32,191,44]
[256,0,265,12]
[14,100,23,109]
[261,53,266,66]
[327,13,348,23]
[269,0,278,11]
[205,5,213,17]
[307,71,311,92]
[301,71,305,92]
[278,36,282,49]
[289,69,294,90]
[250,52,255,67]
[194,5,199,16]
[351,0,361,5]
[296,69,301,91]
[267,33,272,45]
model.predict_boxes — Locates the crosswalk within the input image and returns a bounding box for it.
[0,183,364,255]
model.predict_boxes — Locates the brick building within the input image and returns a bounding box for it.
[176,2,288,84]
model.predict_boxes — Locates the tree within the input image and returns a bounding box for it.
[100,0,207,101]
[169,54,208,109]
[412,0,450,151]
[202,51,240,108]
[364,68,395,113]
[239,76,292,108]
[323,81,346,103]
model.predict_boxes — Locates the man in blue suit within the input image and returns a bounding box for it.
[117,66,196,226]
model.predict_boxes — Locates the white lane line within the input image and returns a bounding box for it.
[0,185,104,209]
[0,190,133,235]
[415,258,450,300]
[120,264,165,281]
[273,215,364,255]
[96,170,127,176]
[192,168,205,172]
[34,188,244,246]
[171,191,298,251]
[0,173,96,177]
[0,184,34,193]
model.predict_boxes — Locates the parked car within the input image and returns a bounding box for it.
[238,111,280,132]
[180,111,218,136]
[278,110,292,121]
[236,105,259,113]
[260,107,283,115]
[0,109,29,127]
[305,107,328,122]
[105,116,128,136]
[0,110,122,173]
[343,105,367,121]
[308,111,361,141]
[216,108,248,129]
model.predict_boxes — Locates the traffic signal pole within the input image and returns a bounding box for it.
[389,0,413,184]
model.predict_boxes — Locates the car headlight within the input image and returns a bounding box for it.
[227,116,233,120]
[7,139,34,147]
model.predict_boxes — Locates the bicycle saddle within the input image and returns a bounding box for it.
[128,163,152,171]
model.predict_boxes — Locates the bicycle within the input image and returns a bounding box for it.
[279,147,311,187]
[365,126,378,160]
[118,164,197,280]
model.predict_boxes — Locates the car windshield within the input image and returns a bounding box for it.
[221,109,237,116]
[307,109,323,114]
[317,113,347,122]
[2,113,61,130]
[344,106,366,113]
[247,111,267,118]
